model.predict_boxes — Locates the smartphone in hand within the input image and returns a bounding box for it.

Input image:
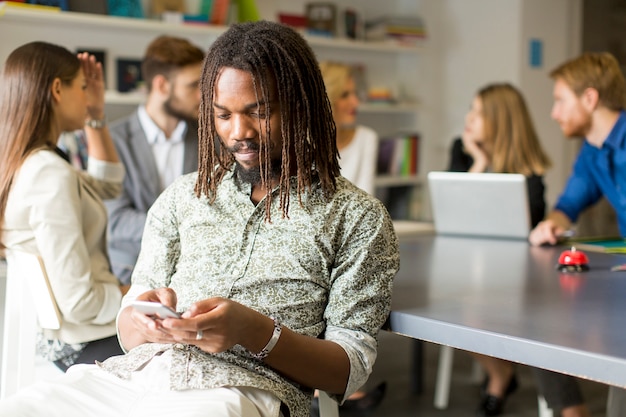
[131,301,181,319]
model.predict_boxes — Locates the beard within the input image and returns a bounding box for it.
[164,96,197,123]
[227,140,282,186]
[235,160,282,186]
[562,119,592,138]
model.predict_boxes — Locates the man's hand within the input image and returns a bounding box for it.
[121,287,180,348]
[529,219,562,246]
[163,297,273,355]
[528,211,572,246]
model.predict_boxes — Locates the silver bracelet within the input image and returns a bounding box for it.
[85,117,106,129]
[251,317,282,361]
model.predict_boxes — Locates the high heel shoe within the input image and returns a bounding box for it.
[476,374,518,417]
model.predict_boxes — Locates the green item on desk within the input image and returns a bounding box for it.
[564,236,626,254]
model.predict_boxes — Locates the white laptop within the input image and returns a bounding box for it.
[427,171,531,239]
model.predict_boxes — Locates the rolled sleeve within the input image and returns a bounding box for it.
[87,158,125,183]
[324,193,399,400]
[324,325,377,402]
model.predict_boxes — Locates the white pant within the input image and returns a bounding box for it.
[0,353,281,417]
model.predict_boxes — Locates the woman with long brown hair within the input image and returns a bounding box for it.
[449,82,552,227]
[448,83,552,416]
[0,42,129,371]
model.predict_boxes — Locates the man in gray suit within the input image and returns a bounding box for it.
[106,36,205,284]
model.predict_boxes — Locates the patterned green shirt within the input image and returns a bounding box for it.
[99,169,399,417]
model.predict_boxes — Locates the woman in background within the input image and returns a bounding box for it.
[449,82,551,227]
[319,61,378,195]
[318,61,386,413]
[0,42,129,371]
[448,83,553,416]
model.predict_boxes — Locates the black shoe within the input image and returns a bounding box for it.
[476,375,518,417]
[340,382,387,414]
[480,373,518,396]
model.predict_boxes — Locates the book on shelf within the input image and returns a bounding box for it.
[68,0,107,14]
[25,0,66,10]
[305,2,337,37]
[209,0,229,25]
[377,132,420,176]
[0,0,62,12]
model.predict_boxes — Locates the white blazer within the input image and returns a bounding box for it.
[2,148,125,344]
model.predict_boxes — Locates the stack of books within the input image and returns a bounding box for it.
[365,16,427,45]
[377,133,420,176]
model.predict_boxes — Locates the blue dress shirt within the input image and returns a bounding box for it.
[555,110,626,236]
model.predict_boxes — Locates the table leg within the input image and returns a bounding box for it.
[607,386,626,417]
[410,339,424,395]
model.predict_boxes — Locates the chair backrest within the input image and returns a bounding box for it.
[318,391,339,417]
[1,250,62,399]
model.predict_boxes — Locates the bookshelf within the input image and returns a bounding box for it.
[0,1,426,219]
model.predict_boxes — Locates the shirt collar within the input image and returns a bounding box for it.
[602,110,626,151]
[137,105,187,145]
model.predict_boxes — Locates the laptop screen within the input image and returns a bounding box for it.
[427,171,531,240]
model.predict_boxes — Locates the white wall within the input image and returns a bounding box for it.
[422,0,582,212]
[520,0,583,207]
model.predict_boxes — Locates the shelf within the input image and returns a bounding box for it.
[105,91,145,105]
[304,34,422,54]
[359,102,419,114]
[375,175,422,187]
[0,4,423,55]
[105,91,420,114]
[0,4,226,36]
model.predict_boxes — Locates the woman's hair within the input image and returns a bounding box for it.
[550,52,625,111]
[318,61,354,117]
[0,42,80,248]
[141,35,205,93]
[196,21,340,220]
[478,83,552,176]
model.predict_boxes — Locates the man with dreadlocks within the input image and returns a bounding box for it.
[0,21,399,417]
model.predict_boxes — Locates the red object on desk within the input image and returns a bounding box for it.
[557,247,590,272]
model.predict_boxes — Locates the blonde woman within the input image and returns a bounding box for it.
[448,83,552,416]
[319,61,378,195]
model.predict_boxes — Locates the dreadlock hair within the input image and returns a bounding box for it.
[195,20,340,221]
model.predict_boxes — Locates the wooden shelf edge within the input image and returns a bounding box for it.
[105,91,145,105]
[359,102,419,114]
[375,176,422,187]
[305,34,424,54]
[0,5,227,36]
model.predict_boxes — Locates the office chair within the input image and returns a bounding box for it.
[1,250,62,399]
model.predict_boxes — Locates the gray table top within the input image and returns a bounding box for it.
[387,234,626,388]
